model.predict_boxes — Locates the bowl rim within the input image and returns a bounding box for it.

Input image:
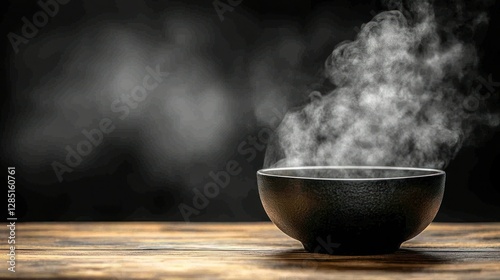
[257,166,445,181]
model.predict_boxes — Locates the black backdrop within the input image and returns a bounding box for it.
[1,0,499,222]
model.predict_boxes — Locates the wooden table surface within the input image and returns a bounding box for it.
[1,222,500,279]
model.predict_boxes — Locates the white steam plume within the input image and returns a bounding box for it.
[265,1,499,170]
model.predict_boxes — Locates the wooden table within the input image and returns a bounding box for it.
[1,222,500,279]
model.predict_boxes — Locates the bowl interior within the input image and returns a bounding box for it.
[258,166,444,180]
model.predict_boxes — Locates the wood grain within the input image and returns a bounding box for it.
[1,222,499,279]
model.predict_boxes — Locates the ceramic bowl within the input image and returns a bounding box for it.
[257,166,445,254]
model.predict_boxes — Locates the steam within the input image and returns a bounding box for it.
[265,1,499,169]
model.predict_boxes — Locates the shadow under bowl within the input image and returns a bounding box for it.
[257,166,445,255]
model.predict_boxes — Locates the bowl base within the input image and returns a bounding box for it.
[302,241,402,255]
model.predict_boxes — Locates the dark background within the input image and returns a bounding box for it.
[1,0,499,222]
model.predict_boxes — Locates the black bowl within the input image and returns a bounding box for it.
[257,166,445,255]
